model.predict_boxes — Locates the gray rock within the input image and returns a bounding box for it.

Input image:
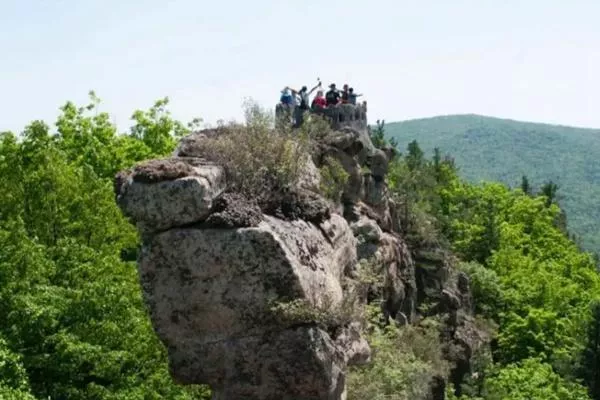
[363,175,388,209]
[116,158,226,233]
[138,213,361,399]
[457,272,470,294]
[335,323,371,366]
[130,158,196,183]
[350,216,383,244]
[204,192,262,228]
[298,153,322,192]
[394,312,408,327]
[351,213,417,323]
[442,289,462,311]
[262,188,330,223]
[370,148,390,180]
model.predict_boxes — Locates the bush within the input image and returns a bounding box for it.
[347,313,449,400]
[457,261,504,319]
[195,99,336,202]
[268,289,363,333]
[319,156,349,202]
[484,358,590,400]
[201,104,309,199]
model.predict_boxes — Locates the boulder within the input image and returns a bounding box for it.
[297,153,322,192]
[321,126,374,165]
[116,157,226,233]
[137,213,362,399]
[334,322,371,366]
[351,216,383,244]
[369,148,390,180]
[204,192,262,228]
[350,211,417,323]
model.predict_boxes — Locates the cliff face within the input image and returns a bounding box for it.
[115,112,488,399]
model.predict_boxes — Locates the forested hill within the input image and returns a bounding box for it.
[385,114,600,253]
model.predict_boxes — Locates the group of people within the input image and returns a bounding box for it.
[279,80,363,111]
[278,79,364,127]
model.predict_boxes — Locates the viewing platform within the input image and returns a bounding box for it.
[275,102,368,132]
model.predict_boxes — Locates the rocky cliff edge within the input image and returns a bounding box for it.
[114,121,488,400]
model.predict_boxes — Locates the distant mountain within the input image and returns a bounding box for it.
[386,114,600,253]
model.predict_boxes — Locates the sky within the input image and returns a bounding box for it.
[1,0,600,134]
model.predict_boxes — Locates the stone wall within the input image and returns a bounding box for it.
[275,103,368,131]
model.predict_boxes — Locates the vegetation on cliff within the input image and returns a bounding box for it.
[1,95,599,399]
[350,130,600,399]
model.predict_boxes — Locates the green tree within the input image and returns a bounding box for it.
[129,97,189,156]
[580,301,600,399]
[521,175,531,195]
[406,140,424,171]
[370,119,386,149]
[485,358,590,400]
[0,94,210,399]
[540,180,559,207]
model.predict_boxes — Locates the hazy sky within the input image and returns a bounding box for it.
[2,0,600,133]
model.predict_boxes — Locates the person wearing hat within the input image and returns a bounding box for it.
[325,83,341,106]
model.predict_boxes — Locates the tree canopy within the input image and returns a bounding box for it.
[385,114,600,253]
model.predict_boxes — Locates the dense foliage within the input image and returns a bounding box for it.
[361,132,600,399]
[347,309,449,400]
[385,114,600,253]
[2,96,600,400]
[0,93,210,399]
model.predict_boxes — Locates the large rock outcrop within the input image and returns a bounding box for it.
[116,104,489,399]
[115,154,368,399]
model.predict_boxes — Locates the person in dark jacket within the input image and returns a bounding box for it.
[325,83,340,106]
[348,88,363,105]
[340,84,350,103]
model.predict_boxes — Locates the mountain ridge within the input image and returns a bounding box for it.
[385,113,600,253]
[393,113,600,132]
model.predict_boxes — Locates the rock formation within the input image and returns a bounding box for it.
[115,104,488,399]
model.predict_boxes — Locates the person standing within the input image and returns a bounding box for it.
[348,88,363,105]
[311,90,327,109]
[325,83,341,106]
[340,84,350,104]
[291,82,320,111]
[290,81,320,127]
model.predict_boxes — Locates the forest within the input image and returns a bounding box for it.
[385,114,600,254]
[1,96,600,399]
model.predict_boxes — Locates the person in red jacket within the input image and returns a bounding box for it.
[311,90,327,109]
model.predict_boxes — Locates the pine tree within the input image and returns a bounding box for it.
[521,175,531,195]
[540,180,559,207]
[406,140,424,171]
[370,120,386,149]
